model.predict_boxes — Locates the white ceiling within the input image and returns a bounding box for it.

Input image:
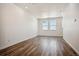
[15,3,68,14]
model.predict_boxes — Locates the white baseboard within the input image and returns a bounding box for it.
[63,38,79,55]
[0,33,37,50]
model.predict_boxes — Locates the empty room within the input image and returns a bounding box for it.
[0,3,79,56]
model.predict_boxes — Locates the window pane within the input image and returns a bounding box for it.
[42,20,48,30]
[49,20,56,25]
[42,25,48,30]
[42,20,48,26]
[50,26,56,30]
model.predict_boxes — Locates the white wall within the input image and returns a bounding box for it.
[38,10,62,18]
[38,17,63,36]
[63,3,79,54]
[0,4,37,49]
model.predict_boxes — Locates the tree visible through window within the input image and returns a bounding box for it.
[42,19,56,30]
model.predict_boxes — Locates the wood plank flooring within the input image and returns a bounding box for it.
[0,36,78,56]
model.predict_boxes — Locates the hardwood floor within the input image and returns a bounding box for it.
[0,36,78,56]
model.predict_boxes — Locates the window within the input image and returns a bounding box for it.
[42,19,56,31]
[49,19,56,30]
[42,20,48,30]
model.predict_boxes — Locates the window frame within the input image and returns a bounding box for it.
[41,19,56,31]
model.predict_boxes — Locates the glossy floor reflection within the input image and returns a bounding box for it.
[0,36,78,56]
